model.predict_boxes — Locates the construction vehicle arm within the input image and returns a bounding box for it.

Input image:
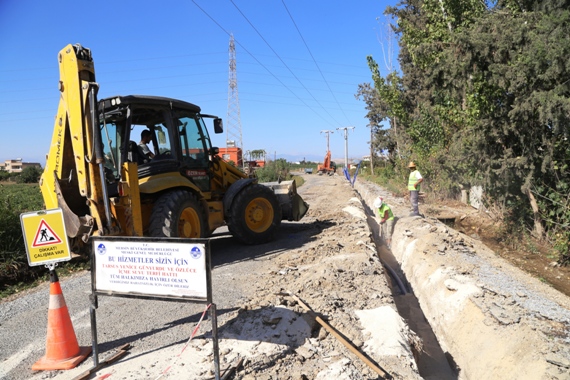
[40,44,114,242]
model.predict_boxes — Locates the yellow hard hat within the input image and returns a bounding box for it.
[408,161,416,168]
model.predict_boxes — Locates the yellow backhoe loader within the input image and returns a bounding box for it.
[40,44,308,254]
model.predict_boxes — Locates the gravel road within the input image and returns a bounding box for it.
[2,174,419,380]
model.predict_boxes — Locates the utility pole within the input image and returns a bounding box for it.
[367,124,374,175]
[320,130,334,152]
[336,127,355,169]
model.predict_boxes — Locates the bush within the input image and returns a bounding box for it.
[0,171,11,181]
[16,166,42,184]
[0,184,46,294]
[255,159,292,183]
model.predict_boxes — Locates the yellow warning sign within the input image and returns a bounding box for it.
[20,208,71,266]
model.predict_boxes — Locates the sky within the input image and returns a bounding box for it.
[0,0,399,166]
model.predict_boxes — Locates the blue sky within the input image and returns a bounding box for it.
[0,0,398,165]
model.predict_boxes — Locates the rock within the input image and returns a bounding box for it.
[295,346,315,360]
[444,279,460,291]
[317,327,328,341]
[489,304,521,325]
[262,316,282,325]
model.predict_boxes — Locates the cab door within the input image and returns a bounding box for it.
[176,113,211,192]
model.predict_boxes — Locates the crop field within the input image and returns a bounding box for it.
[0,183,48,297]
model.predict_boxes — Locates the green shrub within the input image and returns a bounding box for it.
[0,171,11,181]
[16,166,42,183]
[0,184,46,294]
[255,159,292,183]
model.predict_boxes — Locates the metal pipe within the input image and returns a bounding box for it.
[281,292,393,379]
[89,85,113,231]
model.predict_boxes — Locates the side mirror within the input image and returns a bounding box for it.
[210,147,220,156]
[214,118,223,134]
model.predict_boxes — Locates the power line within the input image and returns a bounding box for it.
[190,0,339,127]
[281,0,354,127]
[229,0,343,128]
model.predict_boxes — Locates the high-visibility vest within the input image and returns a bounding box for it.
[378,203,394,220]
[408,170,421,191]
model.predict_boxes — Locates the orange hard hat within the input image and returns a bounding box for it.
[408,161,416,168]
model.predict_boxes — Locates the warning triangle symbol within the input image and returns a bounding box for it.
[32,219,62,247]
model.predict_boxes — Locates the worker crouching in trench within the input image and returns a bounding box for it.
[374,196,394,248]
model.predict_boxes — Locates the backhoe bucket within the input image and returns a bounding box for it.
[262,180,309,221]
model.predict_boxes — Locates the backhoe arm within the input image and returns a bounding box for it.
[40,44,113,242]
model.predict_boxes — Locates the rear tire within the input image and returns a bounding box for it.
[228,184,281,244]
[149,190,206,238]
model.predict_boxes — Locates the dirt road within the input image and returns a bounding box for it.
[1,174,569,379]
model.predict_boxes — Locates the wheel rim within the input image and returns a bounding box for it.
[245,197,274,233]
[179,207,201,238]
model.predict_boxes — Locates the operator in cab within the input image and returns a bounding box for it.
[139,130,155,161]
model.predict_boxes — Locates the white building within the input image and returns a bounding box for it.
[0,159,42,173]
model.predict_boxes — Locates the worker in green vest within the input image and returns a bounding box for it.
[408,161,423,216]
[374,196,394,248]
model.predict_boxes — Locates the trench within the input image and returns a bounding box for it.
[359,195,458,380]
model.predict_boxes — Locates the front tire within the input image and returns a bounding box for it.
[149,190,206,238]
[228,184,282,244]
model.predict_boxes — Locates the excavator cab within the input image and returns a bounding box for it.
[98,95,214,189]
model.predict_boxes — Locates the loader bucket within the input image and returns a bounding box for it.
[262,180,309,221]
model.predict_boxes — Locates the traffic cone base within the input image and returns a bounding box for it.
[32,270,91,371]
[32,346,91,371]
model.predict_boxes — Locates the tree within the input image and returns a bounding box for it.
[17,166,42,184]
[369,0,570,261]
[255,159,290,183]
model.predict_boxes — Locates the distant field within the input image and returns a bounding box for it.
[0,183,44,211]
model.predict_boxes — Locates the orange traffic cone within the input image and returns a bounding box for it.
[32,270,91,371]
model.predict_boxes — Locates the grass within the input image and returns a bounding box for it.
[0,258,89,299]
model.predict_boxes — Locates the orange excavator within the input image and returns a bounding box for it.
[317,151,336,175]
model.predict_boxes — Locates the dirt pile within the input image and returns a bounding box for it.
[26,175,422,380]
[218,178,422,379]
